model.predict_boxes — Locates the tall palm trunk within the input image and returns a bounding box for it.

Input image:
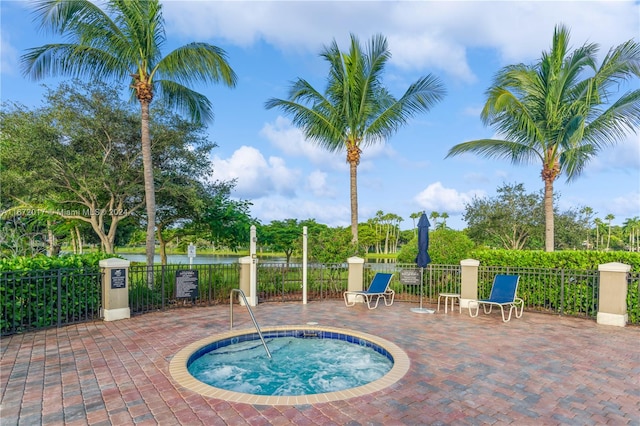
[349,161,358,244]
[140,100,156,267]
[347,140,362,245]
[543,178,555,252]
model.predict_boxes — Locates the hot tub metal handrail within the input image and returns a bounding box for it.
[229,289,272,358]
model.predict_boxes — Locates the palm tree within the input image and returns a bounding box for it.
[622,216,640,252]
[410,211,422,237]
[266,34,445,244]
[580,206,595,249]
[446,24,640,252]
[21,0,237,266]
[439,212,449,229]
[605,213,615,251]
[594,218,604,250]
[429,211,440,228]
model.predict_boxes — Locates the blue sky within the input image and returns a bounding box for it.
[2,1,639,230]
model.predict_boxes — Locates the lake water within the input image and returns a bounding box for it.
[117,253,287,264]
[117,253,394,265]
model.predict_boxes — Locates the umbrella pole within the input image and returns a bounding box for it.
[419,267,424,309]
[410,266,434,314]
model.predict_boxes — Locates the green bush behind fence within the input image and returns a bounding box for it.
[2,252,639,335]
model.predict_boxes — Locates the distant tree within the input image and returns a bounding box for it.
[429,211,440,228]
[357,223,378,254]
[622,217,640,252]
[594,218,604,249]
[266,33,445,244]
[397,229,475,265]
[23,0,237,265]
[409,212,423,237]
[447,24,640,252]
[463,183,543,249]
[202,189,254,251]
[580,206,596,249]
[555,208,589,250]
[605,214,615,251]
[2,81,146,253]
[260,219,303,267]
[2,81,227,256]
[439,212,450,230]
[307,226,363,264]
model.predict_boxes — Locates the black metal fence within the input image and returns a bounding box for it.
[1,267,101,335]
[257,263,348,302]
[2,262,638,335]
[365,263,638,323]
[128,263,240,314]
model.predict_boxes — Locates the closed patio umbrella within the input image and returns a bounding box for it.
[411,213,434,314]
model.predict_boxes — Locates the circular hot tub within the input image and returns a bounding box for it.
[169,325,410,405]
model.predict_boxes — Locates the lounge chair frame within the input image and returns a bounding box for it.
[344,273,395,309]
[469,274,524,322]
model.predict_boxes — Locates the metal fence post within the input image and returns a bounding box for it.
[57,269,62,328]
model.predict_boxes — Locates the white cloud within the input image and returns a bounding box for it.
[163,1,638,83]
[387,34,475,83]
[306,170,335,198]
[250,196,350,227]
[259,116,346,169]
[210,146,300,199]
[0,31,18,76]
[609,192,640,219]
[589,136,640,173]
[413,181,485,214]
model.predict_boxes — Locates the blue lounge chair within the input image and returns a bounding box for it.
[469,274,524,322]
[344,273,395,309]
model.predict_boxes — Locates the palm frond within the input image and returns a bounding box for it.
[21,43,128,81]
[446,138,542,165]
[584,89,640,146]
[155,80,213,124]
[155,43,237,87]
[559,143,596,181]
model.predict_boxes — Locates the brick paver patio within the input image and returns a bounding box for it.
[1,300,639,425]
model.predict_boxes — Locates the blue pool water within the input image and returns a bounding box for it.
[187,330,394,396]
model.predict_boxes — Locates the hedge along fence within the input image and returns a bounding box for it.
[1,267,102,335]
[0,253,114,335]
[2,251,639,335]
[469,250,640,323]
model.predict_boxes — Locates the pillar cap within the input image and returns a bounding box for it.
[99,258,130,268]
[347,256,365,264]
[598,262,631,273]
[460,259,480,266]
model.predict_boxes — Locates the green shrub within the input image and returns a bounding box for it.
[469,249,640,271]
[1,253,113,334]
[397,229,475,265]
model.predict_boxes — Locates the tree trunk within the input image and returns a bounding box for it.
[47,220,55,257]
[70,227,77,254]
[349,160,358,244]
[75,226,83,254]
[140,101,156,266]
[157,227,167,266]
[543,178,555,252]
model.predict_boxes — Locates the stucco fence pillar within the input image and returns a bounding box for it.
[99,257,131,321]
[459,259,480,309]
[345,256,365,304]
[597,262,631,327]
[238,256,258,306]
